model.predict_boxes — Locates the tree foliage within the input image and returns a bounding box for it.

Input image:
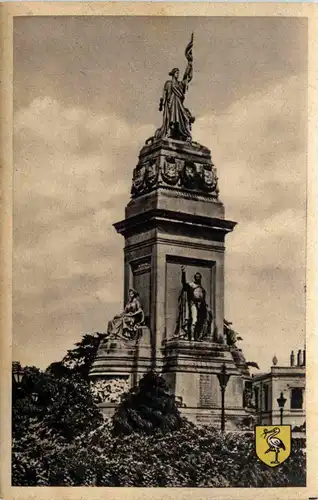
[60,332,106,380]
[112,371,183,436]
[12,418,306,487]
[13,363,103,443]
[12,334,306,488]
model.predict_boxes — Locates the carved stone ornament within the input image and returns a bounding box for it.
[90,377,130,404]
[182,161,198,189]
[243,386,255,409]
[161,156,180,185]
[131,163,146,196]
[201,164,218,193]
[130,150,220,198]
[145,159,159,189]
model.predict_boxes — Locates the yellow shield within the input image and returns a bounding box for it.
[255,425,291,467]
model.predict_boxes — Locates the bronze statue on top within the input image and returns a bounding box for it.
[175,265,213,341]
[154,34,195,142]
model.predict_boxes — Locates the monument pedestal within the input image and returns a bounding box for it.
[90,137,252,427]
[162,339,247,427]
[114,138,236,359]
[89,326,152,417]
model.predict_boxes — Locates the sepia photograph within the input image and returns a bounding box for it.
[1,5,315,495]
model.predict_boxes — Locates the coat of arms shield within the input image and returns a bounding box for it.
[162,157,179,185]
[131,164,146,196]
[145,160,158,188]
[255,425,291,468]
[202,166,217,191]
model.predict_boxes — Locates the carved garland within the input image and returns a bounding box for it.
[131,158,219,197]
[90,377,130,404]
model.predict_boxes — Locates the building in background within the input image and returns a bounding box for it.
[251,348,305,428]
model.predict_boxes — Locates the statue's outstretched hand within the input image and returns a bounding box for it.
[187,52,193,63]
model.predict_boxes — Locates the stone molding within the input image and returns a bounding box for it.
[142,138,211,158]
[153,186,220,203]
[123,237,225,255]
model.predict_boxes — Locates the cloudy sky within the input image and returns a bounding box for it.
[13,16,307,372]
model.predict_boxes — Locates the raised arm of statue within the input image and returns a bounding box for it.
[183,61,193,89]
[181,265,187,288]
[183,33,194,87]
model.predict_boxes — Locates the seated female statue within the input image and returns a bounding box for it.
[107,288,144,341]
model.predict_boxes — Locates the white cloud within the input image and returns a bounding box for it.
[195,74,306,370]
[13,98,153,366]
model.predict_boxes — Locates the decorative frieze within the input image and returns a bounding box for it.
[131,146,219,199]
[90,377,130,404]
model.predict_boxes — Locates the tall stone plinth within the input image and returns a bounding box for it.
[162,339,247,427]
[90,137,251,425]
[114,138,236,370]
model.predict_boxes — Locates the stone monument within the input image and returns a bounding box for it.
[90,35,252,426]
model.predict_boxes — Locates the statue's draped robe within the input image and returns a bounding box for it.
[107,297,143,339]
[155,78,193,141]
[154,34,194,142]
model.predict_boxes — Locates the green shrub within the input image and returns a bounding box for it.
[12,418,306,487]
[12,351,306,488]
[112,371,182,436]
[13,367,103,442]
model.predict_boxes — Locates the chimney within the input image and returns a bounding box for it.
[297,349,302,366]
[302,348,306,366]
[290,350,295,367]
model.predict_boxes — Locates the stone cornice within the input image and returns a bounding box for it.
[114,208,237,239]
[252,368,306,383]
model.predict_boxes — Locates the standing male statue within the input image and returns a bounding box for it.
[154,33,195,142]
[175,265,212,341]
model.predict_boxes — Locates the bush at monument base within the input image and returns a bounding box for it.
[12,346,305,487]
[12,418,305,487]
[112,371,183,436]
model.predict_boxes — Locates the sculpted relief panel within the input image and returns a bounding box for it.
[90,377,130,405]
[131,156,219,198]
